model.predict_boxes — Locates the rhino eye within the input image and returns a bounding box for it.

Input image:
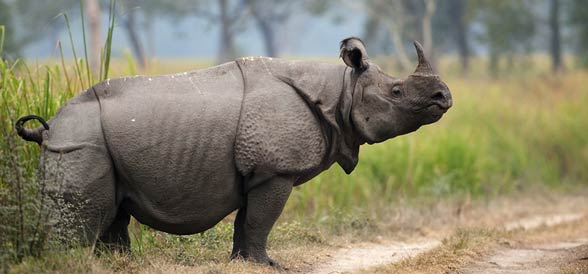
[392,87,402,96]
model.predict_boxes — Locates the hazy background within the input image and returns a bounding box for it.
[2,0,588,75]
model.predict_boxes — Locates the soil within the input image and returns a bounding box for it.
[459,239,588,274]
[304,194,588,274]
[310,239,441,274]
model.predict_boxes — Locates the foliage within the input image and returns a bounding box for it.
[568,0,588,67]
[0,1,17,57]
[5,0,79,55]
[472,0,536,75]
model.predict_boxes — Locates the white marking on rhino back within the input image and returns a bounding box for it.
[260,58,273,76]
[188,76,203,94]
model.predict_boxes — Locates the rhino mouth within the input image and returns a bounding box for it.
[424,104,448,123]
[413,103,450,114]
[412,103,449,126]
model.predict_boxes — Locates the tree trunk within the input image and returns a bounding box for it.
[248,2,278,57]
[422,0,437,68]
[449,0,470,73]
[383,0,413,71]
[145,12,155,58]
[550,0,563,72]
[123,5,146,68]
[489,47,499,77]
[257,19,277,57]
[85,0,101,72]
[218,0,235,63]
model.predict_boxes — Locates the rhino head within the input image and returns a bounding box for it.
[340,37,452,144]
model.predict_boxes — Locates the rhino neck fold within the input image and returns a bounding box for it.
[264,58,362,174]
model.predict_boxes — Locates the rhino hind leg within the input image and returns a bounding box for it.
[231,206,248,259]
[231,176,293,268]
[96,208,131,254]
[40,145,118,249]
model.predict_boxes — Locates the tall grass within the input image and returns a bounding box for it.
[0,1,117,269]
[287,70,588,218]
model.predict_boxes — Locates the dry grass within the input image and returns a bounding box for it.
[556,245,588,274]
[10,188,587,273]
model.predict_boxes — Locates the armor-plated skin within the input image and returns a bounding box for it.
[16,38,452,268]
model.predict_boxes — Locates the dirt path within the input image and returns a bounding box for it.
[308,213,587,274]
[459,213,588,274]
[503,213,584,231]
[460,238,588,274]
[310,239,441,274]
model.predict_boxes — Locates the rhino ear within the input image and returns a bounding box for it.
[340,37,369,71]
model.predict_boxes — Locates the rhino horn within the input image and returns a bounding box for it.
[413,41,435,76]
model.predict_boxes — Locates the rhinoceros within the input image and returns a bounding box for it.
[15,37,451,267]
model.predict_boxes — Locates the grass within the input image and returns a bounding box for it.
[0,3,117,270]
[2,8,588,272]
[288,69,588,219]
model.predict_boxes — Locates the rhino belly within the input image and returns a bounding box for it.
[97,63,245,234]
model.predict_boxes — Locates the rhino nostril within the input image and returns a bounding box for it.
[431,91,445,101]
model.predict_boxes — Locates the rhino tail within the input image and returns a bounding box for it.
[15,115,50,145]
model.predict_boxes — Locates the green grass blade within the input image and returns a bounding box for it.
[79,0,93,86]
[62,13,84,87]
[58,41,73,95]
[43,68,51,118]
[102,0,116,80]
[99,47,104,80]
[0,25,5,54]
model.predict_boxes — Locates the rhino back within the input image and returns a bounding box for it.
[44,89,105,150]
[95,62,245,233]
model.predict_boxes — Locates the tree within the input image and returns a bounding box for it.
[374,0,413,70]
[246,0,294,57]
[6,0,78,56]
[0,0,18,57]
[445,0,471,72]
[137,0,247,64]
[120,0,146,67]
[568,0,588,68]
[474,0,536,76]
[350,0,440,71]
[422,0,437,64]
[346,0,413,71]
[218,0,235,62]
[127,0,196,64]
[549,0,562,72]
[85,0,101,72]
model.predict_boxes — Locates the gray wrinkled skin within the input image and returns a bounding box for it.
[16,38,452,268]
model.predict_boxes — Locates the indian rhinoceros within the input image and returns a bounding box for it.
[15,37,452,267]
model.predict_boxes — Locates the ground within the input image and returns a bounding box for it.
[9,189,588,273]
[350,191,588,274]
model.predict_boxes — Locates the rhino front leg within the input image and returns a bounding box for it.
[231,176,293,268]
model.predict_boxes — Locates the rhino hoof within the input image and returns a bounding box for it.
[267,258,286,270]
